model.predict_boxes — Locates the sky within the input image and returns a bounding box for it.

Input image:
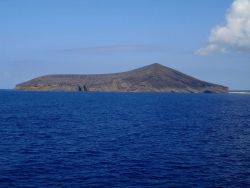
[0,0,249,90]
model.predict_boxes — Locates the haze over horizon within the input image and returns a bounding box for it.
[1,0,249,90]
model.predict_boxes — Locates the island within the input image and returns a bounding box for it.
[16,63,228,93]
[229,90,250,94]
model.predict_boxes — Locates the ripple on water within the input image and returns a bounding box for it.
[0,91,250,187]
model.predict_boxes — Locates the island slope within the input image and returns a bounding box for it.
[16,63,228,93]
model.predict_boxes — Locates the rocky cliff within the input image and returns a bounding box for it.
[16,63,228,93]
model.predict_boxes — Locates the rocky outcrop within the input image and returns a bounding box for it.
[16,63,228,93]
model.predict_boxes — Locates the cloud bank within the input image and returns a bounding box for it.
[197,0,250,55]
[65,44,168,54]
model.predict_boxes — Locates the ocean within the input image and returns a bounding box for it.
[0,90,250,187]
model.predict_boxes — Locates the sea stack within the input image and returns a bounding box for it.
[16,63,228,93]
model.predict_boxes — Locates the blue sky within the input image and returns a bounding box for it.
[0,0,249,89]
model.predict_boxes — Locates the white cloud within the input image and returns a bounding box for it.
[197,0,250,55]
[195,44,226,55]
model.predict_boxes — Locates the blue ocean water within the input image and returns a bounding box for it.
[0,90,250,187]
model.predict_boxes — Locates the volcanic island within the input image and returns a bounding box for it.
[16,63,228,93]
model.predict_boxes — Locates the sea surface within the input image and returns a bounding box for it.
[0,90,250,187]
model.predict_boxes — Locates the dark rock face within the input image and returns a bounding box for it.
[15,63,228,93]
